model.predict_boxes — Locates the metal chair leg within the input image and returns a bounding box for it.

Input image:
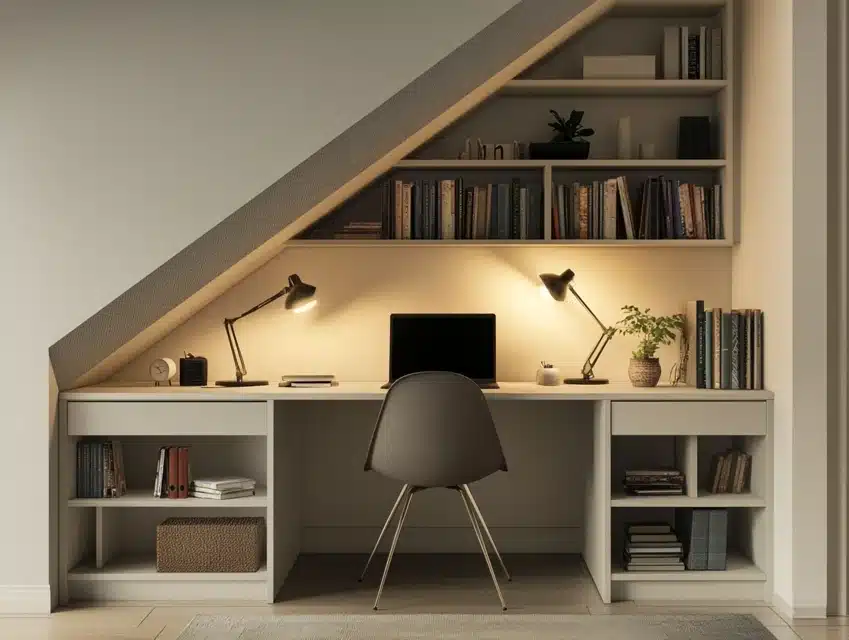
[373,488,413,610]
[460,490,507,610]
[359,484,409,582]
[462,484,511,582]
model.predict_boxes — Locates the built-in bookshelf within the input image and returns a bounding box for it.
[297,2,733,247]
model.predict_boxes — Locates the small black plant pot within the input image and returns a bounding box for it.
[529,141,591,160]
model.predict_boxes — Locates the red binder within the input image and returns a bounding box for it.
[177,447,189,499]
[167,447,179,499]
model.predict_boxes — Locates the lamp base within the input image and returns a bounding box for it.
[564,377,609,385]
[215,380,269,387]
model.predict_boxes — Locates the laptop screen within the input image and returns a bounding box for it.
[389,314,496,382]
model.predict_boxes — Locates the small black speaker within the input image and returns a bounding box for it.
[179,354,208,386]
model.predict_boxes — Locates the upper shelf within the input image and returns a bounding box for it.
[500,79,728,97]
[396,159,726,170]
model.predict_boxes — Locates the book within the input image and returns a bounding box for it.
[188,488,256,500]
[677,509,709,570]
[699,25,707,80]
[177,447,189,499]
[720,312,732,389]
[713,309,722,389]
[707,509,728,570]
[167,447,179,499]
[680,26,689,79]
[629,533,678,543]
[626,544,683,554]
[711,28,723,79]
[704,309,713,389]
[687,32,699,79]
[154,447,166,498]
[192,477,257,491]
[730,311,741,389]
[663,26,680,79]
[627,523,672,535]
[626,563,685,571]
[625,555,682,565]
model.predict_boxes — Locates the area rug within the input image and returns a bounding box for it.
[175,613,778,639]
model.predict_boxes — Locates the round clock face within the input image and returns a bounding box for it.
[150,358,176,382]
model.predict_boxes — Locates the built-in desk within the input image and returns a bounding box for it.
[58,383,773,605]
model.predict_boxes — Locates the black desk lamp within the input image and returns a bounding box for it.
[539,268,614,385]
[216,274,317,387]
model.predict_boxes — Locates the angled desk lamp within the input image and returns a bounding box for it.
[216,274,317,387]
[539,268,615,385]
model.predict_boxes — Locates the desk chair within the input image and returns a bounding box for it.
[359,371,511,610]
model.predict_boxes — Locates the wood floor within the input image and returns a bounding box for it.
[3,554,843,639]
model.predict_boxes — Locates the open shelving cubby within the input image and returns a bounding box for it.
[294,0,733,248]
[61,425,273,602]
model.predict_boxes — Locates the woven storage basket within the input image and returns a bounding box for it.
[156,516,265,573]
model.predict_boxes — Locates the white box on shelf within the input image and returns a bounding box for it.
[582,55,656,79]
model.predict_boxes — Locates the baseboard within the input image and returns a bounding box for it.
[0,585,52,615]
[301,526,582,554]
[772,593,827,620]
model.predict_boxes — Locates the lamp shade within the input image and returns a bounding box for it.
[539,269,575,302]
[284,274,318,312]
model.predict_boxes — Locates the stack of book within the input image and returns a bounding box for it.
[384,178,543,241]
[76,441,127,498]
[676,509,728,570]
[189,477,257,500]
[707,449,751,494]
[624,469,685,496]
[332,221,382,240]
[685,301,765,389]
[552,177,722,241]
[624,523,684,571]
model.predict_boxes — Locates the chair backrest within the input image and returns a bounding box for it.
[364,371,507,487]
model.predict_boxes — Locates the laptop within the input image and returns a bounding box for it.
[382,313,499,389]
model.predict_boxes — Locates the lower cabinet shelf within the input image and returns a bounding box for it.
[610,491,766,508]
[67,557,269,601]
[68,488,268,508]
[611,553,766,583]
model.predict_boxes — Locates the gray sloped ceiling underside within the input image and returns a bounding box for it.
[49,0,598,389]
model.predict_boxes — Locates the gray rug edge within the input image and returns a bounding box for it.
[176,613,775,639]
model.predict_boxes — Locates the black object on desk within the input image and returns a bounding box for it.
[677,116,712,159]
[216,274,318,387]
[382,314,499,389]
[179,353,208,386]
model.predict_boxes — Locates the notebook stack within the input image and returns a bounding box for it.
[189,477,257,500]
[624,523,684,571]
[624,469,685,496]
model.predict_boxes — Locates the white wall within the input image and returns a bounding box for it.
[734,0,831,617]
[0,0,518,611]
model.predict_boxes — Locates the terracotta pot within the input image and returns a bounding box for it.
[628,357,661,387]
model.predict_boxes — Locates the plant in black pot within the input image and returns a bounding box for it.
[530,109,595,160]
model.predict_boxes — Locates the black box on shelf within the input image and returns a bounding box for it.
[179,354,208,386]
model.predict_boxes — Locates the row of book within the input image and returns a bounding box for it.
[76,441,127,498]
[624,511,729,572]
[382,179,544,241]
[663,25,723,80]
[623,469,685,496]
[708,449,751,494]
[151,447,258,500]
[685,301,765,390]
[551,177,722,241]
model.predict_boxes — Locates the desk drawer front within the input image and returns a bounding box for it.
[68,402,268,436]
[611,401,767,436]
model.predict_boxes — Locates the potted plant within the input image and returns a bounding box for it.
[615,305,685,387]
[529,109,595,160]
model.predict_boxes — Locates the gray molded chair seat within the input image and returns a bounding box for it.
[360,371,510,610]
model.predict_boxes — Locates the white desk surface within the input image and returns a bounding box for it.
[62,381,773,402]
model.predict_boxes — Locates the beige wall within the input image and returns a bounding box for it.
[734,0,833,616]
[114,247,731,385]
[0,0,519,610]
[733,0,795,609]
